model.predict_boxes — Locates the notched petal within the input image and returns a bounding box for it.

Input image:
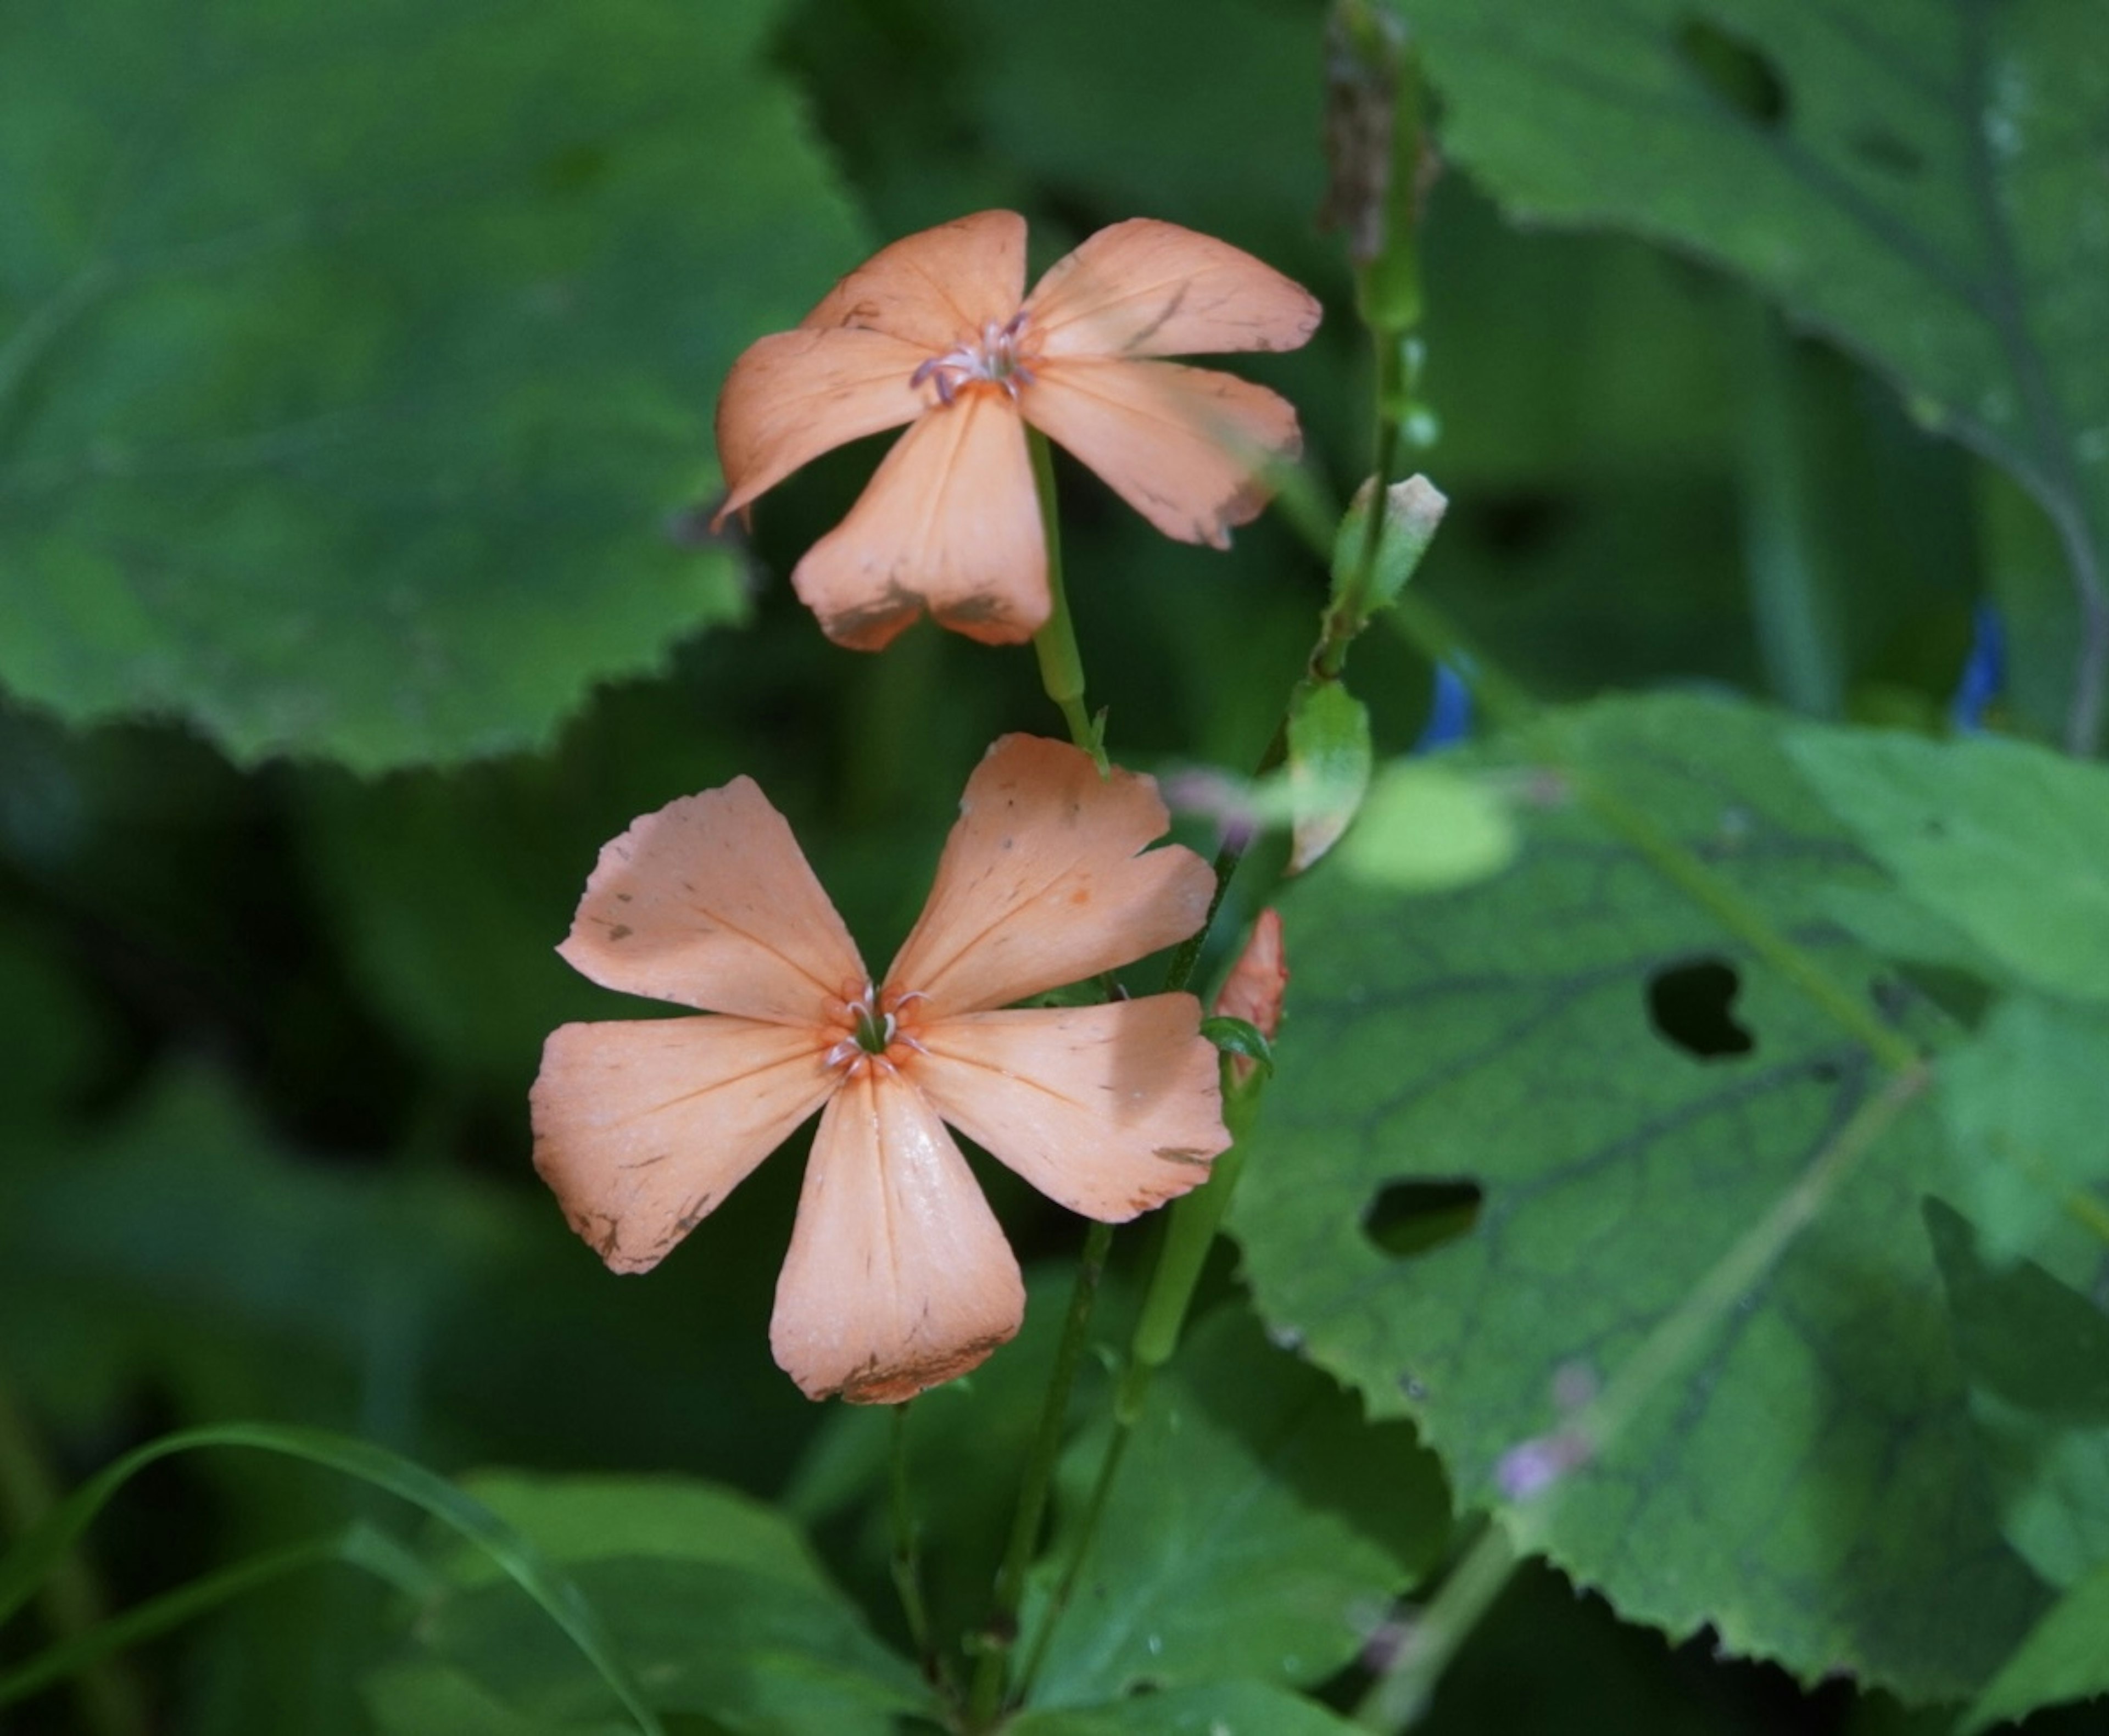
[531,1018,835,1275]
[557,778,865,1021]
[1023,357,1302,550]
[1024,218,1321,361]
[791,390,1046,651]
[802,210,1028,352]
[886,735,1214,1013]
[913,997,1230,1220]
[713,327,927,524]
[771,1070,1025,1403]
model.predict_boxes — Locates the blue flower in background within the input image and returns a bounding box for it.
[1949,601,2005,734]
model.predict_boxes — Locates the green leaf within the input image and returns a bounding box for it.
[1008,1681,1363,1736]
[1961,1552,2109,1735]
[422,1559,930,1734]
[0,1422,663,1736]
[1233,693,2047,1701]
[397,1468,934,1733]
[0,0,865,768]
[1023,1304,1448,1709]
[1925,1199,2109,1593]
[1937,996,2109,1268]
[1786,727,2109,1004]
[1336,757,1519,894]
[1327,475,1449,636]
[1405,0,2109,749]
[1201,1015,1274,1075]
[438,1473,838,1599]
[367,1659,627,1736]
[1286,679,1374,874]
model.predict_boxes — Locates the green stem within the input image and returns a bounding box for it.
[1016,1090,1265,1700]
[1316,332,1409,682]
[1353,1061,1931,1731]
[1026,431,1103,766]
[886,1403,935,1678]
[0,1378,148,1736]
[966,1219,1114,1729]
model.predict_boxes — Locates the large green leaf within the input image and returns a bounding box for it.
[422,1558,931,1735]
[387,1467,933,1734]
[1008,1681,1363,1736]
[1022,1305,1448,1709]
[0,0,864,768]
[1407,0,2109,747]
[1926,1200,2109,1594]
[1786,727,2109,1008]
[1961,1552,2109,1735]
[1232,693,2046,1701]
[1934,996,2109,1271]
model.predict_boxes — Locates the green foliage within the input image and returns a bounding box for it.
[9,0,2109,1730]
[1926,1202,2109,1594]
[1008,1680,1364,1735]
[1961,1554,2109,1736]
[1023,1305,1448,1708]
[1934,996,2109,1269]
[0,0,864,768]
[1234,692,2046,1700]
[1788,726,2109,1004]
[1405,0,2109,747]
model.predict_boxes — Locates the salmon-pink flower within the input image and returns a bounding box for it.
[531,735,1231,1403]
[713,210,1321,650]
[1213,908,1288,1087]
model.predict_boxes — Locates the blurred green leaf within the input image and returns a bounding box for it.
[1935,996,2109,1269]
[438,1474,836,1597]
[383,1468,930,1734]
[1286,679,1372,873]
[367,1658,627,1736]
[1409,0,2109,749]
[783,1264,1138,1676]
[1786,727,2109,1005]
[0,0,866,768]
[422,1557,930,1734]
[0,1422,663,1735]
[1022,1304,1447,1709]
[1336,756,1517,893]
[1234,693,2046,1700]
[1961,1551,2109,1735]
[1925,1199,2109,1594]
[1008,1679,1363,1735]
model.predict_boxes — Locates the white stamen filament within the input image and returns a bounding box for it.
[911,314,1035,406]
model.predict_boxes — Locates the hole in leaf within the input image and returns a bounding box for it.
[1675,19,1789,128]
[1647,957,1757,1059]
[1849,125,1924,178]
[1364,1179,1484,1258]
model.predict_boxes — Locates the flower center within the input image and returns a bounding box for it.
[826,984,930,1075]
[911,312,1036,406]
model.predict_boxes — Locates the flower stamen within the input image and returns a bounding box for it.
[911,313,1036,406]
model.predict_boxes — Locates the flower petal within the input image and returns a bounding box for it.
[1023,219,1321,360]
[791,389,1046,650]
[1023,357,1301,549]
[557,778,866,1021]
[801,210,1027,351]
[885,735,1214,1013]
[713,327,928,523]
[531,1017,835,1275]
[912,997,1228,1220]
[771,1067,1024,1403]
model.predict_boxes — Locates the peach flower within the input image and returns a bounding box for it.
[713,210,1321,650]
[531,735,1231,1403]
[1213,908,1288,1087]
